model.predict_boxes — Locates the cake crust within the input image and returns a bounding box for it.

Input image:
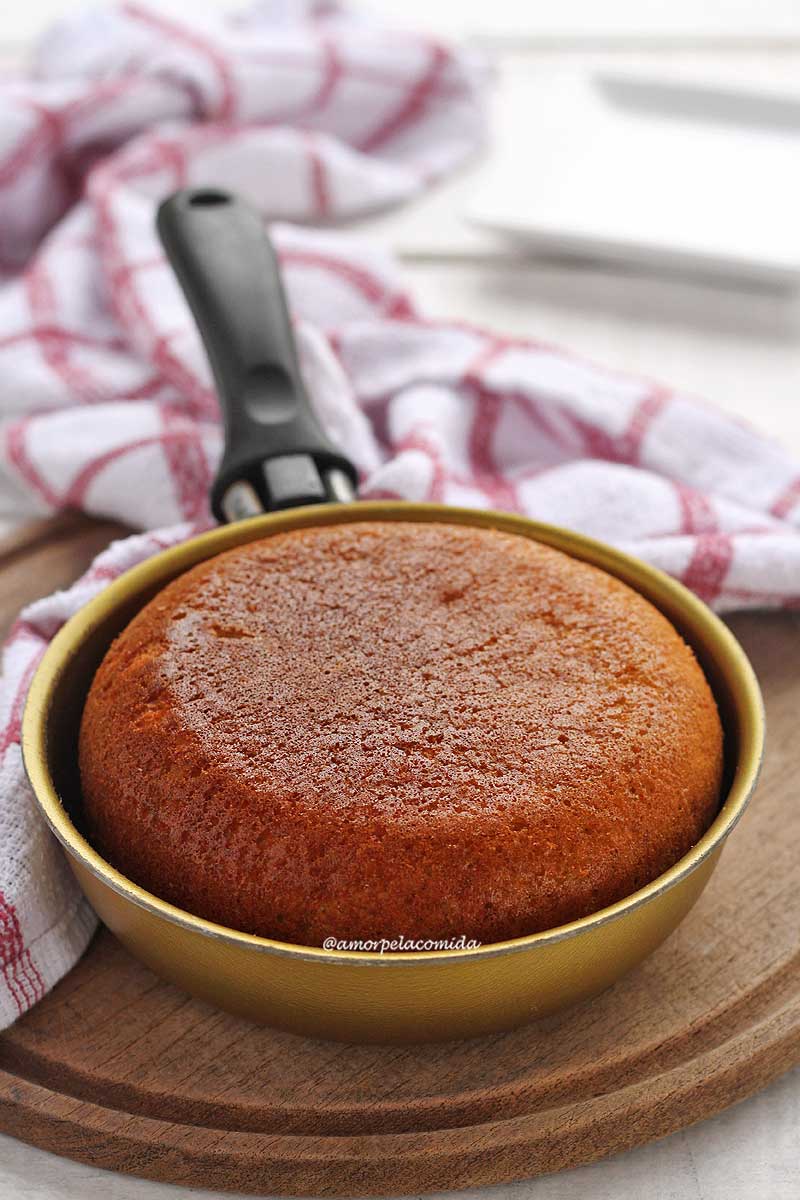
[79,520,724,946]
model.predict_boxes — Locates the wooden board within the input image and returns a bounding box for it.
[0,514,798,1197]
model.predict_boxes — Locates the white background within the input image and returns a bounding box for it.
[4,1,800,44]
[1,3,800,1198]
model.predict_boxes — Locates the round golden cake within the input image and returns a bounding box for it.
[79,520,724,947]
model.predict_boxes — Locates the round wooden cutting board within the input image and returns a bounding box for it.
[0,514,798,1197]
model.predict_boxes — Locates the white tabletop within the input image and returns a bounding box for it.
[2,2,800,1198]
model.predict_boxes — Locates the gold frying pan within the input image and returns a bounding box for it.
[21,190,764,1043]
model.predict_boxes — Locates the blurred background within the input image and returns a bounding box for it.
[4,0,800,455]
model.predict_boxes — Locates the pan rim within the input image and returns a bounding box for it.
[21,501,765,967]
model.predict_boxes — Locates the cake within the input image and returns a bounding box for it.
[78,520,724,947]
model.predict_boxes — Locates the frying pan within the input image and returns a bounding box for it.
[21,188,764,1043]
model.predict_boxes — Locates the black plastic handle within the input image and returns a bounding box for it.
[156,188,358,523]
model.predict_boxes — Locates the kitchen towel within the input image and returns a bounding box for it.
[0,1,798,1027]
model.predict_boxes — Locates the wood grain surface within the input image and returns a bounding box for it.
[0,515,797,1197]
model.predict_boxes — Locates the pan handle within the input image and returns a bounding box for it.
[156,188,358,523]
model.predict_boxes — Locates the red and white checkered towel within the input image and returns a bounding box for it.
[1,2,799,1028]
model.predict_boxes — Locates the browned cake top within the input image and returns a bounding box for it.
[79,520,723,946]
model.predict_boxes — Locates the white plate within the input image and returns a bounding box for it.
[468,71,800,285]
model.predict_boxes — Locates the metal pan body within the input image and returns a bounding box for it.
[22,502,764,1043]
